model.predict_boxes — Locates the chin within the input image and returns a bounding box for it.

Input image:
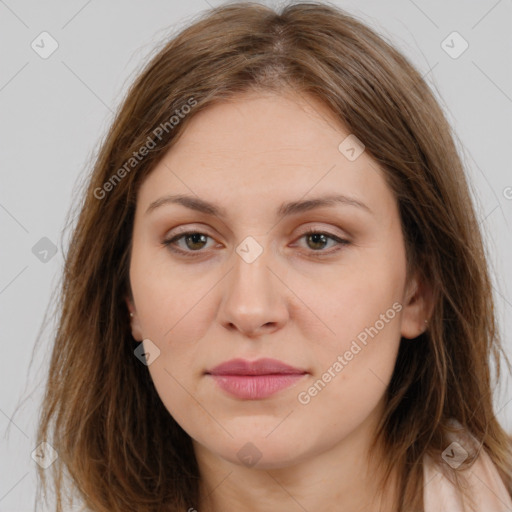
[216,437,310,470]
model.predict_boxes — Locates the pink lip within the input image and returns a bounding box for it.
[206,358,308,400]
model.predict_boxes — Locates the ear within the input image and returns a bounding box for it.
[400,271,433,339]
[125,296,144,342]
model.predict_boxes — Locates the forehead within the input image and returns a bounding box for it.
[136,91,396,220]
[170,90,349,159]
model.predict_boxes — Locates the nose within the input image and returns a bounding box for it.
[218,243,289,338]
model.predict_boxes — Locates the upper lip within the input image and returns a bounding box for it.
[206,358,307,376]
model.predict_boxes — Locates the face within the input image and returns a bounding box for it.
[127,90,429,470]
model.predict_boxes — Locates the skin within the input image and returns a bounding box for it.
[126,90,432,512]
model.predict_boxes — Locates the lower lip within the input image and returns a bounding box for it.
[208,373,307,400]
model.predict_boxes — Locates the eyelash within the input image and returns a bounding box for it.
[161,228,350,258]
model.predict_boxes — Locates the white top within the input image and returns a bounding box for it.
[423,440,512,511]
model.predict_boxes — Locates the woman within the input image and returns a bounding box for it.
[36,2,512,511]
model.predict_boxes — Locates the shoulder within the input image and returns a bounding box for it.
[423,423,512,512]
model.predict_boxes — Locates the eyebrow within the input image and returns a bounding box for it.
[145,193,373,218]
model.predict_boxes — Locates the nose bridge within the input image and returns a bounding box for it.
[219,238,287,334]
[229,240,276,309]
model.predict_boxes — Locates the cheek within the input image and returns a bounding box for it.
[290,245,405,424]
[129,240,217,343]
[295,279,403,409]
[129,250,219,421]
[133,280,214,429]
[291,248,405,357]
[293,289,403,452]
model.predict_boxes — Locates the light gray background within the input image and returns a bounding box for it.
[1,0,511,510]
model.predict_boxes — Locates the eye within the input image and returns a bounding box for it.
[294,228,350,256]
[162,228,350,258]
[162,231,217,256]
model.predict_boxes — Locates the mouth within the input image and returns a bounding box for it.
[205,358,309,400]
[206,374,308,400]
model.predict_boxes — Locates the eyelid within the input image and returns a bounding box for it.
[296,224,350,240]
[164,223,349,241]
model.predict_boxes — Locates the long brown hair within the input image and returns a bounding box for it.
[34,1,512,510]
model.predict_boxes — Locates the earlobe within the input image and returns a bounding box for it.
[400,273,433,340]
[125,296,143,342]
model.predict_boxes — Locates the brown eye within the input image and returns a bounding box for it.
[305,232,330,251]
[162,228,349,259]
[162,231,215,255]
[296,229,350,256]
